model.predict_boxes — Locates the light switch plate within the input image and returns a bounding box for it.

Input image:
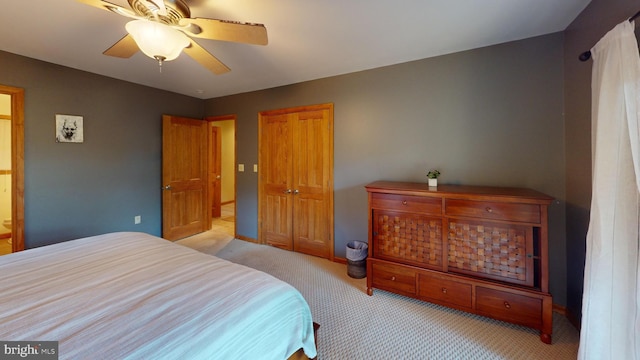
[238,164,244,172]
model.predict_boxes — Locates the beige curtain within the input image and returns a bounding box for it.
[579,20,640,359]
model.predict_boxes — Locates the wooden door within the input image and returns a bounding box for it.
[292,108,334,258]
[162,115,209,240]
[209,125,222,218]
[258,113,293,250]
[258,104,334,259]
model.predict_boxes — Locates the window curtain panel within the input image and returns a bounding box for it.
[578,20,640,359]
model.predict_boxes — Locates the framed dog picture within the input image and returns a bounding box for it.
[55,114,84,143]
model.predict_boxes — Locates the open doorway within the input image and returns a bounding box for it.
[0,85,24,255]
[0,94,11,254]
[207,115,236,237]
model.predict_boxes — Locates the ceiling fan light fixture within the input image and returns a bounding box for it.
[80,0,268,75]
[125,19,189,62]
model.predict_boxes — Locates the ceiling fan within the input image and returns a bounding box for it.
[77,0,268,74]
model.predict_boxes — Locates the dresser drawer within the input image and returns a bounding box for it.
[476,287,542,328]
[418,273,472,310]
[445,199,540,224]
[371,261,416,297]
[371,193,441,215]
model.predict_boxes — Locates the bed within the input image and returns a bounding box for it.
[0,232,317,359]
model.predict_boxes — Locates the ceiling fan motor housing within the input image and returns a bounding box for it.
[129,0,190,25]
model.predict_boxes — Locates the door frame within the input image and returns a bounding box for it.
[0,85,24,253]
[205,114,237,237]
[209,125,222,218]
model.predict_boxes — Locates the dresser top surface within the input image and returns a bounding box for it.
[365,181,554,204]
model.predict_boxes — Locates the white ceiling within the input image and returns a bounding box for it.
[0,0,591,99]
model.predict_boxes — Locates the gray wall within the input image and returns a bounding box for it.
[563,0,638,324]
[0,50,204,248]
[0,29,576,308]
[206,33,568,305]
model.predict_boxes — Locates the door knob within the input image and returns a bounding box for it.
[216,175,221,179]
[283,189,292,194]
[293,189,300,195]
[163,185,172,190]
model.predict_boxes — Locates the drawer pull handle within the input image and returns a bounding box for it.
[391,276,396,281]
[442,287,447,294]
[486,207,493,213]
[402,200,408,205]
[504,301,511,309]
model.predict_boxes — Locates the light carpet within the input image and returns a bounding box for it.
[178,238,580,360]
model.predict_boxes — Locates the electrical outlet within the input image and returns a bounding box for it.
[253,164,258,172]
[134,216,141,224]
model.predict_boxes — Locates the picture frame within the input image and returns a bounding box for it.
[55,114,84,143]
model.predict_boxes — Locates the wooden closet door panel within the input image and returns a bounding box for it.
[263,195,292,249]
[259,113,293,249]
[292,108,333,258]
[162,115,208,240]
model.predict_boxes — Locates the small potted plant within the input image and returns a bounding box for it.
[427,169,440,187]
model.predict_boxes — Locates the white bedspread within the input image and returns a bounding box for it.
[0,232,317,359]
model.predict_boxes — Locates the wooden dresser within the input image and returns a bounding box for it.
[365,181,554,343]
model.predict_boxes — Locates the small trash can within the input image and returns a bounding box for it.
[346,241,368,279]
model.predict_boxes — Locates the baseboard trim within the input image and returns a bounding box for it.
[236,235,258,243]
[333,257,347,265]
[565,309,581,331]
[552,303,567,316]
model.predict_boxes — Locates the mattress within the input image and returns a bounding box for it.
[0,232,317,359]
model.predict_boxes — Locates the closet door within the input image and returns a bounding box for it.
[292,108,333,258]
[258,104,334,260]
[259,113,294,250]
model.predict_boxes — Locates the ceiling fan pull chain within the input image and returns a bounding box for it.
[155,55,165,73]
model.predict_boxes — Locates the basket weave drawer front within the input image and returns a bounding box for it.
[371,193,442,215]
[448,220,531,286]
[445,199,540,224]
[371,261,417,296]
[476,287,542,328]
[417,273,472,309]
[373,210,443,269]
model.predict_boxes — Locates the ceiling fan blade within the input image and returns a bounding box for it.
[179,18,268,45]
[183,41,230,75]
[76,0,138,19]
[103,34,139,58]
